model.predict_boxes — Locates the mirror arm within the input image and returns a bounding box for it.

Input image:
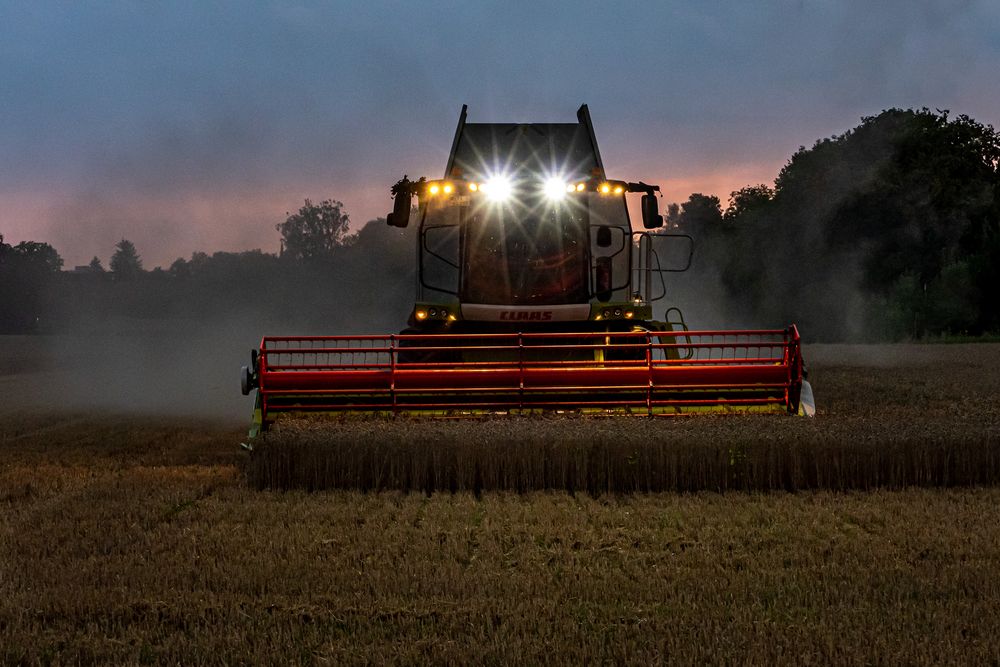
[626,182,660,195]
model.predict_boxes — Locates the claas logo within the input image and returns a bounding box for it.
[499,311,553,321]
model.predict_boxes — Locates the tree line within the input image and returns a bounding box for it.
[2,108,998,340]
[666,108,1000,340]
[0,200,415,334]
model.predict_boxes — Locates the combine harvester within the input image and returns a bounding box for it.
[240,105,814,439]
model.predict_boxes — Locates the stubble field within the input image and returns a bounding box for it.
[2,338,999,664]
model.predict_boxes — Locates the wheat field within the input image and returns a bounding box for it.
[2,341,1000,664]
[250,342,1000,493]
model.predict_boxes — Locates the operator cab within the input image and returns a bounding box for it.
[387,105,690,331]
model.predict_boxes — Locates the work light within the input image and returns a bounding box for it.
[543,177,568,200]
[481,175,512,202]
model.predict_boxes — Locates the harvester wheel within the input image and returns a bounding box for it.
[240,365,254,396]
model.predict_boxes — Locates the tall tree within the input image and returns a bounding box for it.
[664,202,682,230]
[13,241,63,272]
[723,185,774,221]
[110,239,143,280]
[168,257,190,278]
[276,199,353,261]
[678,194,723,232]
[715,108,1000,339]
[0,239,63,332]
[88,256,105,272]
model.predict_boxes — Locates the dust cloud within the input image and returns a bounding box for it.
[2,322,268,423]
[2,222,417,423]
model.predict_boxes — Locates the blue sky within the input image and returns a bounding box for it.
[2,0,998,266]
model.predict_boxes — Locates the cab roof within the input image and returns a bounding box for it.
[445,105,606,182]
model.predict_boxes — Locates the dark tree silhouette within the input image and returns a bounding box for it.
[664,202,682,229]
[677,194,723,233]
[276,199,353,261]
[723,185,774,221]
[88,256,105,272]
[12,241,63,272]
[0,238,63,332]
[110,239,143,281]
[710,108,1000,339]
[168,257,191,278]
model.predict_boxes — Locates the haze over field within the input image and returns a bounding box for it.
[3,1,1000,267]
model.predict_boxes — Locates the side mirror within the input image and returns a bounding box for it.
[595,256,613,302]
[641,194,663,229]
[596,226,613,248]
[387,192,411,228]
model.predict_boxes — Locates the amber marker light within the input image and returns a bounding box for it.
[415,309,428,320]
[428,184,440,196]
[613,185,624,194]
[575,183,586,192]
[600,183,611,194]
[469,182,478,191]
[443,183,453,194]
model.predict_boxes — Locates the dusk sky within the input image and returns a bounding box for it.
[2,1,999,268]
